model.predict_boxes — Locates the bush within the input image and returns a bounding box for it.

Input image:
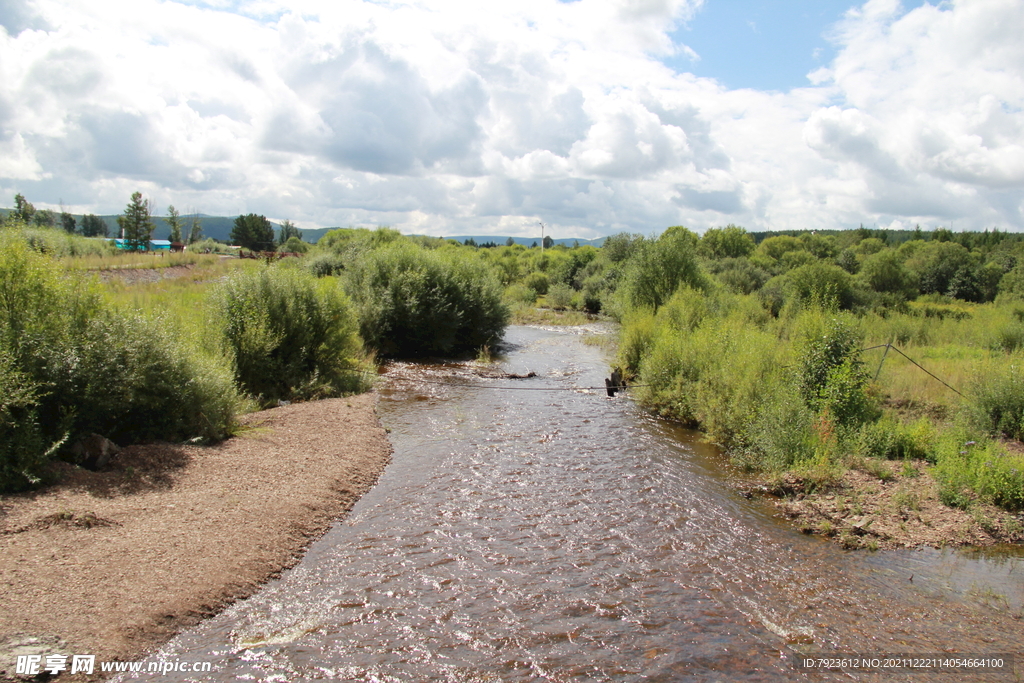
[0,236,241,491]
[619,226,707,311]
[968,356,1024,440]
[216,265,367,403]
[858,250,917,299]
[44,310,241,443]
[784,262,857,310]
[713,257,770,295]
[277,236,309,253]
[998,263,1024,302]
[503,282,537,306]
[189,238,234,255]
[344,243,509,357]
[5,223,115,258]
[857,414,935,461]
[933,432,1024,511]
[305,251,347,278]
[546,282,574,310]
[796,312,877,426]
[524,271,550,296]
[740,389,817,470]
[0,349,51,490]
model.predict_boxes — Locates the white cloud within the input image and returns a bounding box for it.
[0,0,1021,235]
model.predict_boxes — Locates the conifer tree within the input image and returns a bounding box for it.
[116,192,153,251]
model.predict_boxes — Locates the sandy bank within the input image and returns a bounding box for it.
[0,394,391,679]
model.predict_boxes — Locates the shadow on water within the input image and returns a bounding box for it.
[120,326,1023,682]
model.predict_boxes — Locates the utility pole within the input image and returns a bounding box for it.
[539,221,546,253]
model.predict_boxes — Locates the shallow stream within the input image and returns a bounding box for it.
[125,325,1022,681]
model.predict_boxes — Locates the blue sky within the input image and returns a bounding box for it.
[1,0,1022,237]
[669,1,883,91]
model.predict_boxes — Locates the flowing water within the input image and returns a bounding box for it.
[123,326,1022,682]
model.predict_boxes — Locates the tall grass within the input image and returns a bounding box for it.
[62,251,221,271]
[3,224,116,258]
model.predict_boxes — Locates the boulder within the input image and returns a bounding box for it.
[70,434,120,470]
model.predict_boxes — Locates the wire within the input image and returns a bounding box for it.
[862,342,965,397]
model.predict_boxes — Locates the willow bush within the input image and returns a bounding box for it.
[215,264,368,405]
[344,243,508,357]
[0,236,240,491]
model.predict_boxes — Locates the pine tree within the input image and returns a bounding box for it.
[231,213,274,251]
[116,192,154,251]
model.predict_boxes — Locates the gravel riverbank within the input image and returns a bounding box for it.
[0,394,391,680]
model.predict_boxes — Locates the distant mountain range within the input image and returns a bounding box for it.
[0,209,606,247]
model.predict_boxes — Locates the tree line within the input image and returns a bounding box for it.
[3,192,312,252]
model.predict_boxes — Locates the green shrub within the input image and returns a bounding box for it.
[740,389,817,470]
[797,315,865,405]
[858,250,917,299]
[699,225,755,259]
[189,238,233,255]
[305,251,347,278]
[4,223,115,258]
[216,265,367,403]
[0,348,52,490]
[618,226,707,311]
[546,282,574,310]
[524,271,550,296]
[990,322,1024,353]
[968,356,1024,440]
[277,236,309,253]
[503,282,536,305]
[0,236,242,491]
[617,309,657,375]
[344,243,508,357]
[40,310,240,443]
[933,432,1024,511]
[713,257,770,295]
[817,360,878,426]
[784,262,857,310]
[857,414,935,461]
[997,264,1024,302]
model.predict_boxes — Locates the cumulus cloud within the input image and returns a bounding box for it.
[0,0,1021,235]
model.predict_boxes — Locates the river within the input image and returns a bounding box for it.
[121,325,1022,681]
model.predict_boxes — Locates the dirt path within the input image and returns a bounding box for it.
[0,395,391,680]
